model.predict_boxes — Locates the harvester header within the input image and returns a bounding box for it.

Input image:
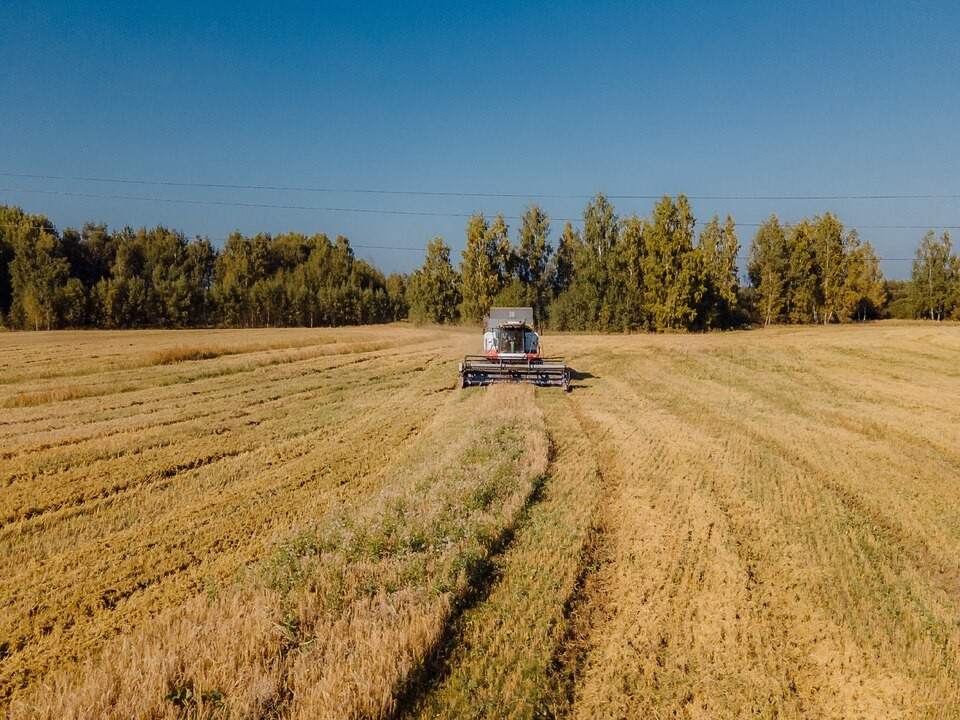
[459,307,570,390]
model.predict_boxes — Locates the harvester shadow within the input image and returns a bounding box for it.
[392,474,549,718]
[568,368,597,391]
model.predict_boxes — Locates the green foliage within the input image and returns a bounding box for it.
[0,204,405,330]
[746,213,889,326]
[885,280,913,319]
[547,194,620,331]
[785,220,818,323]
[812,213,847,324]
[608,214,646,330]
[209,231,394,328]
[164,683,226,711]
[0,214,16,323]
[0,198,914,333]
[458,213,496,323]
[547,195,717,332]
[582,192,619,264]
[843,233,887,321]
[58,277,88,328]
[641,195,703,331]
[548,222,578,297]
[458,213,516,324]
[698,215,740,329]
[486,213,512,289]
[911,230,958,321]
[438,195,897,333]
[515,204,552,325]
[7,212,70,331]
[408,237,461,324]
[385,272,409,321]
[580,192,620,330]
[748,215,788,326]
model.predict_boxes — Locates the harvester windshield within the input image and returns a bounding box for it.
[499,327,525,354]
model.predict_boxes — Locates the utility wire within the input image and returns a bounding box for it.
[0,186,578,223]
[0,187,478,219]
[3,171,960,201]
[3,187,959,232]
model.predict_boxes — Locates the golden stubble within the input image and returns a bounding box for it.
[552,324,960,720]
[4,322,960,718]
[4,325,550,718]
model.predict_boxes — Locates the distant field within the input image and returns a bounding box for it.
[3,322,960,718]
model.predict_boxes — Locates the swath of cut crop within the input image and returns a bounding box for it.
[8,384,548,719]
[0,326,471,707]
[404,388,606,719]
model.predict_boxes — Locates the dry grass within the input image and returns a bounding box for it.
[407,389,605,719]
[549,323,960,719]
[147,344,229,365]
[1,325,463,709]
[3,325,549,719]
[4,322,960,718]
[145,338,393,368]
[2,385,92,408]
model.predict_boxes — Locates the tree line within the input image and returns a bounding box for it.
[0,205,407,330]
[408,193,891,331]
[1,197,956,331]
[907,230,960,320]
[746,213,886,326]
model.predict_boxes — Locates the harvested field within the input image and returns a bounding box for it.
[3,322,960,718]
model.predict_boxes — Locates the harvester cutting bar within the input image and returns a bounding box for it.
[459,355,570,390]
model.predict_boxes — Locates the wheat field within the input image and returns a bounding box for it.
[3,322,960,718]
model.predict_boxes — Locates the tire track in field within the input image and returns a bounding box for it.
[590,370,847,715]
[681,341,960,476]
[655,365,960,696]
[0,347,405,452]
[2,366,436,559]
[565,378,817,717]
[585,351,959,716]
[537,393,613,717]
[0,339,402,409]
[1,355,435,565]
[395,387,609,720]
[194,376,498,720]
[392,441,552,716]
[0,339,443,447]
[640,350,960,608]
[1,389,321,527]
[3,430,416,702]
[1,366,339,513]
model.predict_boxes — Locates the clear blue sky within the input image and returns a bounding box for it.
[2,1,958,278]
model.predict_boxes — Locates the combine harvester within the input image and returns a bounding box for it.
[459,307,570,391]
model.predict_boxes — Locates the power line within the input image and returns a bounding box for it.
[2,172,580,199]
[0,186,581,223]
[0,186,478,219]
[3,171,960,201]
[4,187,959,232]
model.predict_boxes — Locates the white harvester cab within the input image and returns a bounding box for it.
[483,307,540,357]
